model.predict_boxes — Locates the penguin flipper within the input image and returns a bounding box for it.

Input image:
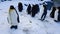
[17,16,20,23]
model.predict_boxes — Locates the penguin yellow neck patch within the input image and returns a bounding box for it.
[9,9,15,13]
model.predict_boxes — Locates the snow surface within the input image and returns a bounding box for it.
[0,0,60,34]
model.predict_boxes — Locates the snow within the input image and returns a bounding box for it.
[0,0,60,34]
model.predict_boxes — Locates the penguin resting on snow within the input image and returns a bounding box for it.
[7,5,20,29]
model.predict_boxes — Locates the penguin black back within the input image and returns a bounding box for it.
[31,4,40,17]
[57,7,60,21]
[50,7,56,18]
[32,4,39,14]
[18,2,23,12]
[27,4,32,14]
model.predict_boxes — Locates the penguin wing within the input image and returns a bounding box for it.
[15,9,20,23]
[17,15,20,23]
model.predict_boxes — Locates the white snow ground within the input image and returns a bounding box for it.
[0,0,60,34]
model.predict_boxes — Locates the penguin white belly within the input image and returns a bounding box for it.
[54,9,58,21]
[40,5,44,19]
[9,10,18,25]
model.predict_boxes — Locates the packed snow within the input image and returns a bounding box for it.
[0,0,60,34]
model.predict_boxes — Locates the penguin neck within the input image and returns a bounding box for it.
[9,9,15,13]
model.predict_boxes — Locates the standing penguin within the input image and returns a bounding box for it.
[40,4,47,21]
[7,5,20,29]
[54,7,60,22]
[50,7,56,18]
[18,2,23,12]
[27,4,32,14]
[54,7,59,22]
[31,4,40,17]
[58,7,60,22]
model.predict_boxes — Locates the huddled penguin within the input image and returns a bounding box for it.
[31,4,40,17]
[18,2,23,12]
[7,5,20,29]
[27,4,32,14]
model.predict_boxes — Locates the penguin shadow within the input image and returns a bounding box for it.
[23,27,30,34]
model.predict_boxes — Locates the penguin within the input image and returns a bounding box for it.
[50,7,56,18]
[54,7,59,22]
[31,4,40,17]
[40,4,47,21]
[18,2,23,12]
[27,4,32,14]
[58,7,60,22]
[7,5,20,29]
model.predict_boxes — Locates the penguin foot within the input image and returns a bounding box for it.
[54,20,59,22]
[10,25,17,29]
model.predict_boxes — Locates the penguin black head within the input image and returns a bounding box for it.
[10,5,15,9]
[9,5,16,13]
[18,2,22,6]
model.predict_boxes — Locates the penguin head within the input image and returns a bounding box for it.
[9,5,15,13]
[18,2,22,6]
[10,5,15,9]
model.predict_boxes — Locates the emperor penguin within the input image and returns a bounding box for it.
[54,7,59,22]
[7,5,20,29]
[50,7,56,18]
[18,2,23,12]
[31,4,40,17]
[27,4,32,14]
[54,7,60,22]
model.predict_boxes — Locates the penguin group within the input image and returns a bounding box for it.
[7,2,40,29]
[26,4,40,17]
[7,1,60,29]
